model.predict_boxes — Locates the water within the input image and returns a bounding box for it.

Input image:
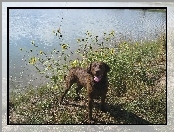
[9,8,166,90]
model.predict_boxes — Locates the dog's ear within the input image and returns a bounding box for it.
[87,63,92,74]
[105,63,110,73]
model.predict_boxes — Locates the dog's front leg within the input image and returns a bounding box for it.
[100,93,106,112]
[87,82,94,122]
[88,96,93,121]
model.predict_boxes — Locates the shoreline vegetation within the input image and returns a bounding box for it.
[131,9,166,13]
[144,9,166,12]
[9,30,166,124]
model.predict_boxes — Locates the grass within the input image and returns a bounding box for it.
[9,31,166,124]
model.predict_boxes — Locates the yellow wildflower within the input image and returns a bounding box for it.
[104,54,107,58]
[29,57,37,64]
[40,51,43,55]
[77,39,81,43]
[70,60,78,67]
[110,30,115,36]
[31,41,34,44]
[110,48,115,55]
[138,62,141,66]
[62,44,68,50]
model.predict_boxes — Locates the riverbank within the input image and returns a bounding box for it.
[9,34,166,124]
[146,9,166,12]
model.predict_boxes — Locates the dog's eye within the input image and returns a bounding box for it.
[92,64,96,67]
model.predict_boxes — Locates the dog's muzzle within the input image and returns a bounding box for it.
[94,75,102,82]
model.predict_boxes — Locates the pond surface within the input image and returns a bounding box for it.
[9,8,166,90]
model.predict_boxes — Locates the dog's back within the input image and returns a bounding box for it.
[64,67,91,87]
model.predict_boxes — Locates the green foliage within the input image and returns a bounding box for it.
[10,30,166,124]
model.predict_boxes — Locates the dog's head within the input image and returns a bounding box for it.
[87,61,110,82]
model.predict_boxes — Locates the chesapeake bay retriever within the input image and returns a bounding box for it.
[59,61,110,122]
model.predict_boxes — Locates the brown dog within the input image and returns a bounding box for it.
[59,61,110,122]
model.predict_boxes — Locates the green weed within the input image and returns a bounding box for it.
[9,30,166,124]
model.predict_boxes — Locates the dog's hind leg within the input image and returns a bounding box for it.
[74,84,83,101]
[59,76,74,104]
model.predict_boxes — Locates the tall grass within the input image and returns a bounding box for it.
[9,31,166,124]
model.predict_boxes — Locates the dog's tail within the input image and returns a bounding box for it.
[64,75,67,80]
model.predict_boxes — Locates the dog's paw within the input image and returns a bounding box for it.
[74,96,81,101]
[89,120,95,124]
[85,118,95,124]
